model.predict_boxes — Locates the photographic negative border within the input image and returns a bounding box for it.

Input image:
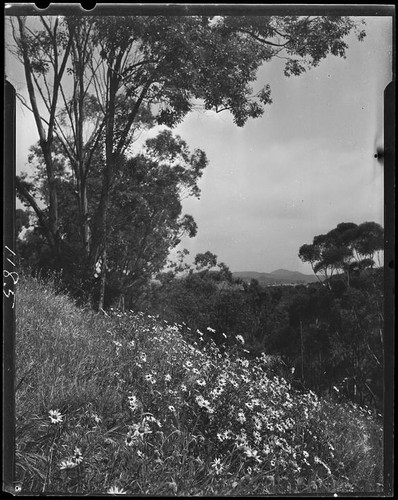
[3,3,395,496]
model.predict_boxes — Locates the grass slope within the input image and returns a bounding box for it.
[15,275,383,495]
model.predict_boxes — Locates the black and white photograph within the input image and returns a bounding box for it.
[3,3,394,496]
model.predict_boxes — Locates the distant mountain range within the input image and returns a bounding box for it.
[232,269,320,286]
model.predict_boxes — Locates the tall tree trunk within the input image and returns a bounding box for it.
[98,246,107,311]
[89,64,119,274]
[88,50,152,305]
[82,179,90,254]
[77,172,90,256]
[41,141,60,253]
[89,157,113,270]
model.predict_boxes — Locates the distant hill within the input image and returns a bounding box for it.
[233,269,320,286]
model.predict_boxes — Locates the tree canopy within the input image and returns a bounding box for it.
[298,222,384,287]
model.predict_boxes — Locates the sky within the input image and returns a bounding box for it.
[7,15,393,274]
[169,15,392,273]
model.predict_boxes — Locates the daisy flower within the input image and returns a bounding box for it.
[253,430,262,444]
[107,486,126,494]
[244,447,262,463]
[211,457,224,475]
[60,458,77,470]
[72,447,83,464]
[91,412,102,424]
[49,409,64,424]
[263,444,271,455]
[237,410,246,424]
[128,394,139,411]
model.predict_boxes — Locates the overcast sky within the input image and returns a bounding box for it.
[169,16,392,273]
[8,15,392,274]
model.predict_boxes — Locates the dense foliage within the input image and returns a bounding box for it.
[16,130,207,307]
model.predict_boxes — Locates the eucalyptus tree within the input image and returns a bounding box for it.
[299,222,384,288]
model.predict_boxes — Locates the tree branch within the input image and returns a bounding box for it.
[115,78,153,157]
[16,17,47,145]
[237,28,292,48]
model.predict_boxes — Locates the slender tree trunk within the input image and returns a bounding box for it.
[41,141,60,252]
[98,246,107,310]
[77,172,90,255]
[82,181,90,254]
[89,61,118,271]
[89,160,113,269]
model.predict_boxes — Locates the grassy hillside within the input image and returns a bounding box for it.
[15,275,383,495]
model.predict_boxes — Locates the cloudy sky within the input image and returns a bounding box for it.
[8,14,392,274]
[169,16,392,273]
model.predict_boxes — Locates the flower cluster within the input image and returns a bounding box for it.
[60,447,83,470]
